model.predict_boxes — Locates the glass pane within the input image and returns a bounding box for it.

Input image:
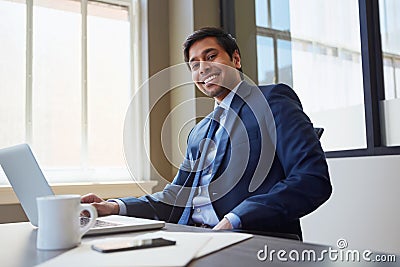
[0,0,26,148]
[87,2,131,171]
[379,0,400,146]
[277,39,293,87]
[0,0,26,185]
[380,0,399,101]
[383,57,395,100]
[379,0,400,55]
[396,60,400,98]
[289,0,365,151]
[255,0,269,28]
[32,0,81,169]
[256,36,275,85]
[271,0,290,31]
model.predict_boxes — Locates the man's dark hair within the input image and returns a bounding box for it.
[183,27,243,73]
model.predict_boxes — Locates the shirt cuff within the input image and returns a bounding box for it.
[107,199,127,215]
[224,213,242,229]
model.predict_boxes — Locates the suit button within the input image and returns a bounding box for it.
[196,208,201,213]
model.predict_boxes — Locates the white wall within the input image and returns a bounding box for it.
[302,155,400,254]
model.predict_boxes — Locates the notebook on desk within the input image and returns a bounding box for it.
[0,144,164,235]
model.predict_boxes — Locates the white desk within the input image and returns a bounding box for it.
[0,222,397,267]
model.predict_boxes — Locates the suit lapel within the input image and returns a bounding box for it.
[170,116,214,224]
[189,116,212,170]
[211,82,251,178]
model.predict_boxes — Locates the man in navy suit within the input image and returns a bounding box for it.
[82,27,332,239]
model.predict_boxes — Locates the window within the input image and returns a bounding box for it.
[255,0,365,152]
[0,0,137,185]
[32,0,82,169]
[220,0,400,156]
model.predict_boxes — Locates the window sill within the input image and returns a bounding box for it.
[0,180,158,205]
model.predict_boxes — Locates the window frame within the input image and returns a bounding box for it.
[221,0,400,158]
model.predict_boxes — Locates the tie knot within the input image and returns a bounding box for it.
[212,106,224,121]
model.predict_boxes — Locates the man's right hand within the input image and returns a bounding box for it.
[81,193,120,216]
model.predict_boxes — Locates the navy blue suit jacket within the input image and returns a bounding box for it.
[120,83,332,238]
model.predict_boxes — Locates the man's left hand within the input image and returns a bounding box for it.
[212,218,233,230]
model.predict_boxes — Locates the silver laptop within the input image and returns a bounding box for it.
[0,144,165,235]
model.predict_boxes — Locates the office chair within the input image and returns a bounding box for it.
[314,127,324,139]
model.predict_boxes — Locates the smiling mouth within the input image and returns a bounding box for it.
[199,73,220,85]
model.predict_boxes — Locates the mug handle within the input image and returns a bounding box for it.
[79,204,98,237]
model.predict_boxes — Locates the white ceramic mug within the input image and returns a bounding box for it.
[36,194,97,250]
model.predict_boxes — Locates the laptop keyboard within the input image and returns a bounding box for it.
[80,217,121,228]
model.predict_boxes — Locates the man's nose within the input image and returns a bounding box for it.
[199,61,211,75]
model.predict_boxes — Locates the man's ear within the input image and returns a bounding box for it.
[232,50,241,69]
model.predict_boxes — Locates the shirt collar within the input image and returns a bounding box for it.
[214,81,243,111]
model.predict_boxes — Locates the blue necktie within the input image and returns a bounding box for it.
[201,106,224,156]
[177,106,224,224]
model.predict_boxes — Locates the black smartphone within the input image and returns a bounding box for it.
[91,238,176,253]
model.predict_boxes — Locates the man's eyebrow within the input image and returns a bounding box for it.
[189,48,218,63]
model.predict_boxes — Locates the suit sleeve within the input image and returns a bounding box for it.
[231,84,332,229]
[119,148,194,221]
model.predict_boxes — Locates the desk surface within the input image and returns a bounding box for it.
[0,222,397,267]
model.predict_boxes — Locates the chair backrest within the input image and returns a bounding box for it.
[314,127,324,139]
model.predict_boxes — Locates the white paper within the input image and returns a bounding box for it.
[37,231,252,267]
[191,232,253,258]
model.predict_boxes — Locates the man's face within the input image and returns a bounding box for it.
[188,37,242,102]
